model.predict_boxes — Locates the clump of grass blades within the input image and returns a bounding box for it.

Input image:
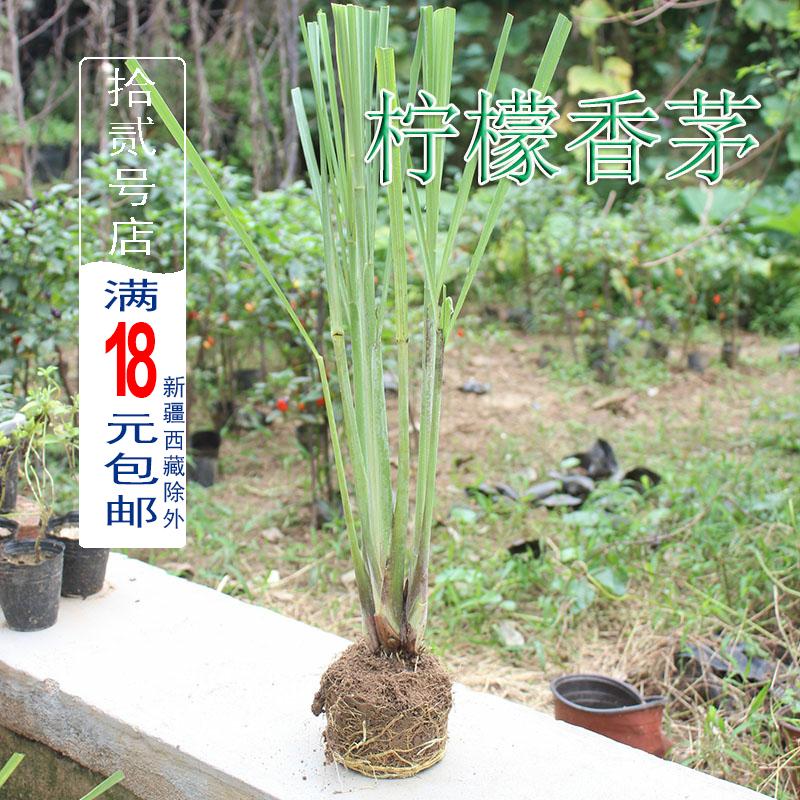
[128,4,570,656]
[291,4,569,656]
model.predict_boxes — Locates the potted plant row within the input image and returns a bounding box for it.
[133,1,570,778]
[0,368,109,633]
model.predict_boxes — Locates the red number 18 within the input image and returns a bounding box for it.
[105,321,157,398]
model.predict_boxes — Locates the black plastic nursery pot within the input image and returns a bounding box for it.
[0,445,19,513]
[687,350,705,373]
[296,422,326,453]
[188,430,221,488]
[721,341,739,368]
[235,368,260,391]
[0,538,65,631]
[47,512,109,598]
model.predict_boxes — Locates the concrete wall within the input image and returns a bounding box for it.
[0,554,770,800]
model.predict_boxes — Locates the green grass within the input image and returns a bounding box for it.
[129,330,798,796]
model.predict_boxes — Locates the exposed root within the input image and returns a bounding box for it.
[312,639,453,778]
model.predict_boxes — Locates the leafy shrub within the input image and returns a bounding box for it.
[0,185,80,385]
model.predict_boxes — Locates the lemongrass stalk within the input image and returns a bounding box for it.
[330,8,394,588]
[376,47,409,638]
[404,11,515,635]
[296,18,387,622]
[408,12,459,607]
[406,9,507,633]
[405,307,447,644]
[404,13,572,636]
[408,13,453,620]
[295,11,400,644]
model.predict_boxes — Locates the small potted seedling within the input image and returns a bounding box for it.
[134,3,569,776]
[13,372,105,598]
[186,365,225,487]
[0,376,25,514]
[0,367,76,631]
[31,390,102,598]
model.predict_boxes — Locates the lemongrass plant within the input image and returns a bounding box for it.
[128,5,569,657]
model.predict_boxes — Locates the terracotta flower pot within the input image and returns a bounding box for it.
[551,674,670,757]
[777,711,800,796]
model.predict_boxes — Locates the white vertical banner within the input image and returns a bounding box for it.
[79,264,186,547]
[78,57,187,548]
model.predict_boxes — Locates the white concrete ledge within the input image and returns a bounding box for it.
[0,554,767,800]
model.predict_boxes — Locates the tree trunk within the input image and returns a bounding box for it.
[1,0,33,196]
[244,0,279,190]
[126,0,139,54]
[188,0,213,151]
[276,0,299,186]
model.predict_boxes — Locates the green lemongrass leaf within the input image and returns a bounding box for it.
[293,86,370,529]
[423,7,455,281]
[295,20,372,560]
[79,771,125,800]
[437,13,513,292]
[532,13,572,97]
[295,7,402,632]
[450,185,507,327]
[408,9,458,616]
[445,12,572,341]
[0,753,24,788]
